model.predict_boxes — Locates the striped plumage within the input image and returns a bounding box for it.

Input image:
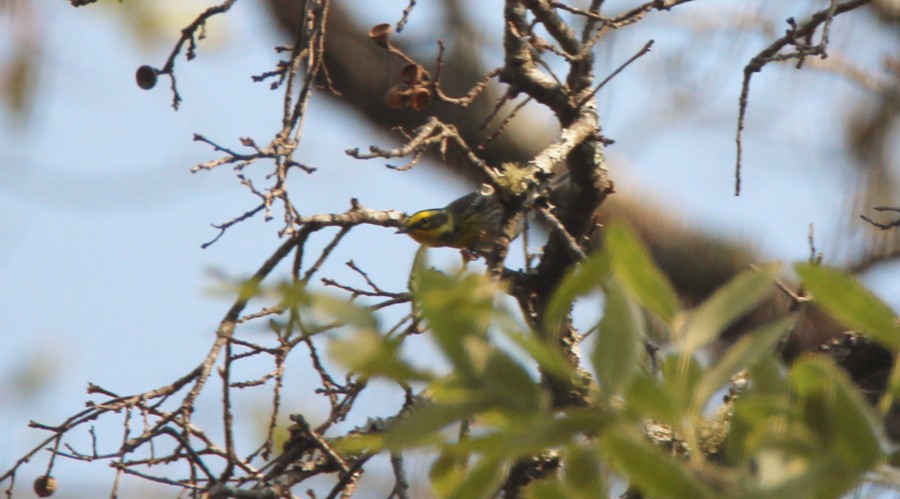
[398,190,505,252]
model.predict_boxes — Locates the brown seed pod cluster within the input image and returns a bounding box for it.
[385,63,432,111]
[368,23,433,111]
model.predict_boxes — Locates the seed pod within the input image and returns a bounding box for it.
[409,87,432,111]
[385,84,412,109]
[368,23,392,47]
[33,475,57,497]
[135,65,158,90]
[399,63,427,85]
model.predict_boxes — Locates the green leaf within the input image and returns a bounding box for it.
[795,263,899,349]
[496,316,574,381]
[543,249,610,337]
[310,292,379,329]
[625,372,681,424]
[594,280,643,397]
[414,268,500,378]
[747,355,790,396]
[789,355,881,473]
[453,409,609,460]
[480,350,542,413]
[890,448,900,468]
[563,444,606,499]
[660,353,702,418]
[692,317,794,412]
[606,221,680,324]
[677,265,777,353]
[334,432,386,455]
[329,329,431,382]
[442,457,505,499]
[599,424,715,499]
[386,401,484,449]
[523,477,570,499]
[430,450,463,497]
[725,392,796,462]
[751,453,848,497]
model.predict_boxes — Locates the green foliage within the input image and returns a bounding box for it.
[543,245,610,337]
[594,279,643,398]
[692,317,794,414]
[322,222,896,497]
[795,263,900,412]
[789,356,880,474]
[605,222,680,324]
[562,443,607,499]
[434,456,505,499]
[330,328,431,382]
[414,268,500,380]
[599,424,717,499]
[625,370,682,424]
[726,354,883,497]
[795,263,899,349]
[675,265,777,354]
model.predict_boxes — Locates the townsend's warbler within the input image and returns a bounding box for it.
[398,185,509,252]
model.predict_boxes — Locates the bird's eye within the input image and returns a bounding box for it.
[415,212,447,229]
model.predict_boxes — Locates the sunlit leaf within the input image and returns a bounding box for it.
[386,401,484,449]
[563,444,606,499]
[594,280,643,397]
[726,392,798,463]
[453,409,609,460]
[747,355,790,395]
[678,265,777,353]
[523,477,569,499]
[599,424,715,499]
[692,317,793,412]
[606,221,680,324]
[329,329,430,382]
[751,450,820,495]
[789,355,881,473]
[442,457,505,499]
[311,292,379,329]
[237,276,263,302]
[660,353,701,418]
[275,279,311,308]
[543,249,609,337]
[334,432,386,455]
[431,450,467,498]
[890,449,900,468]
[625,372,681,424]
[795,263,899,350]
[481,350,542,413]
[415,268,500,378]
[496,316,574,381]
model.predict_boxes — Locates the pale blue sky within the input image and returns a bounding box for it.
[1,0,897,496]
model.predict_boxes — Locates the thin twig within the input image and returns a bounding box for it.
[389,452,411,499]
[734,0,872,195]
[480,96,533,149]
[396,0,417,32]
[861,206,900,230]
[576,39,654,108]
[536,207,587,261]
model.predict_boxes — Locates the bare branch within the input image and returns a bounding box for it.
[576,39,654,108]
[861,206,900,230]
[735,0,872,195]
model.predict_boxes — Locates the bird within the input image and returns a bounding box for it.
[397,185,508,253]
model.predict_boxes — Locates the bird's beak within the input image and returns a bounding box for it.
[396,226,410,234]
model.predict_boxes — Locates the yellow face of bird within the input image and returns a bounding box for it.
[398,209,457,247]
